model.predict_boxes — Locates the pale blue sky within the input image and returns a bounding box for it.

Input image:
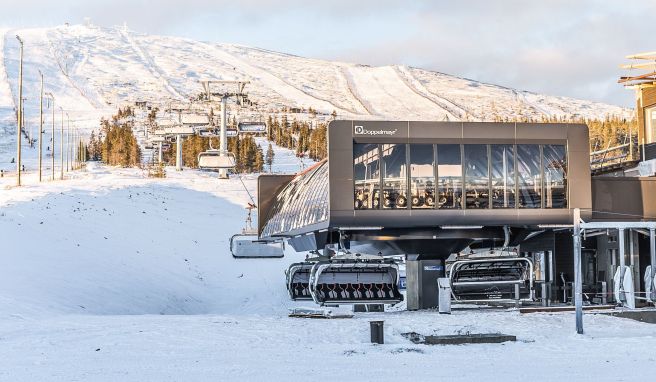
[1,0,654,107]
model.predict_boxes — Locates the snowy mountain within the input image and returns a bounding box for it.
[0,23,635,171]
[0,23,632,128]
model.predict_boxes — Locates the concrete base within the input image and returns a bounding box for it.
[403,332,516,345]
[603,309,656,324]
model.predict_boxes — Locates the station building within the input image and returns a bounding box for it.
[258,121,656,309]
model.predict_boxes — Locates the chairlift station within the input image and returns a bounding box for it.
[255,120,656,314]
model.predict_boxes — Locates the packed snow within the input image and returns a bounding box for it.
[1,161,656,381]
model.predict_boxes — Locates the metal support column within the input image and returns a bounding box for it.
[651,228,656,303]
[219,96,228,179]
[573,208,583,334]
[175,134,182,171]
[618,228,626,268]
[158,142,163,163]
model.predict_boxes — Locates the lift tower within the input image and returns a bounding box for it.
[200,80,250,179]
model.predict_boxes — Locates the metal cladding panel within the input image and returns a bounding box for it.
[328,120,355,214]
[352,120,409,143]
[515,123,568,144]
[567,124,592,217]
[408,121,462,143]
[463,122,515,142]
[592,177,656,221]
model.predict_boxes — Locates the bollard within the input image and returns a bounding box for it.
[438,278,451,314]
[370,321,384,344]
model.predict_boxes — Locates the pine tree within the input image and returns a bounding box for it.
[254,145,264,172]
[265,143,275,172]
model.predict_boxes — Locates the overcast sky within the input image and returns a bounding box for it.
[1,0,653,107]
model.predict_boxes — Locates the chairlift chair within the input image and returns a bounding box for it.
[198,150,236,170]
[307,256,403,306]
[230,203,285,259]
[449,257,534,302]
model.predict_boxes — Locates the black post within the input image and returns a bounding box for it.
[370,321,384,344]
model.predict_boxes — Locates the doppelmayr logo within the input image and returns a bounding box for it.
[354,125,398,136]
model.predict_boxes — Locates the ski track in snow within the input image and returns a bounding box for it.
[0,29,16,112]
[395,65,473,121]
[120,29,185,101]
[392,65,459,120]
[340,66,377,116]
[49,30,107,110]
[344,65,455,120]
[205,42,350,115]
[42,30,103,112]
[1,164,656,381]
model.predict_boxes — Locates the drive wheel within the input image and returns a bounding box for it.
[397,195,407,208]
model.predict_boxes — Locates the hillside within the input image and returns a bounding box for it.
[0,23,634,172]
[0,24,633,126]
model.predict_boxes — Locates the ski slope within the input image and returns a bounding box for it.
[0,24,632,131]
[1,163,656,381]
[344,65,452,120]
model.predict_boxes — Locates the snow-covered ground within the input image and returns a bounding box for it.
[2,163,656,381]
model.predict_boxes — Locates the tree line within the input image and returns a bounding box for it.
[88,107,141,167]
[266,115,327,161]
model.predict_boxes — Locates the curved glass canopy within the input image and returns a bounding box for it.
[261,161,329,237]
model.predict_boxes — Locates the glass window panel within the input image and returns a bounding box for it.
[437,144,462,209]
[410,144,435,209]
[490,145,515,208]
[353,143,380,210]
[381,144,408,209]
[464,145,489,209]
[543,145,567,209]
[517,144,541,208]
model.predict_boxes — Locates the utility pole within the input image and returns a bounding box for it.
[46,93,55,180]
[16,35,23,186]
[38,70,44,182]
[66,115,70,172]
[60,108,64,180]
[573,208,583,334]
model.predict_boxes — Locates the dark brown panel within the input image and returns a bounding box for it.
[592,177,656,221]
[643,87,656,107]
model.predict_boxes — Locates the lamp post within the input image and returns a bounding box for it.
[16,35,23,186]
[46,92,55,180]
[60,108,64,179]
[38,70,44,182]
[66,114,70,172]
